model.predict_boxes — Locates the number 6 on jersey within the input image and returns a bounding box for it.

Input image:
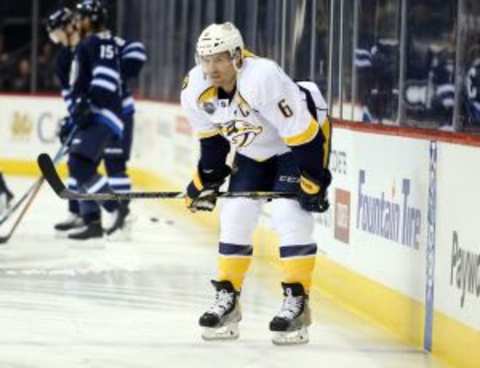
[278,98,294,117]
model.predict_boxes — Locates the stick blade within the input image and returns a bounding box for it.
[37,153,66,197]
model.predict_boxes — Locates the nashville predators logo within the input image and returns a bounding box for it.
[218,120,263,148]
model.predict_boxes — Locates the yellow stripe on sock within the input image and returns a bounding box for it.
[280,257,316,292]
[218,256,252,291]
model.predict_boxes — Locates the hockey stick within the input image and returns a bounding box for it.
[37,153,297,201]
[0,130,76,244]
[0,151,66,227]
[0,182,36,226]
[0,179,43,244]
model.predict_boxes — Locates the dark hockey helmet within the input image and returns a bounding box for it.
[76,0,107,26]
[46,7,74,33]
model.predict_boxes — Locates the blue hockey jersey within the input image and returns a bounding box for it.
[114,37,146,117]
[70,30,123,137]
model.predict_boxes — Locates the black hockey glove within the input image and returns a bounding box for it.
[57,116,75,145]
[185,165,231,213]
[72,98,93,129]
[297,170,332,213]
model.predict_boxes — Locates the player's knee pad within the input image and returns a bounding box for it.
[220,198,262,244]
[67,154,97,183]
[270,199,314,245]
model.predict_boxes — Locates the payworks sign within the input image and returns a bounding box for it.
[356,170,422,249]
[451,231,480,308]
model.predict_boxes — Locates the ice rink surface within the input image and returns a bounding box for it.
[0,177,450,368]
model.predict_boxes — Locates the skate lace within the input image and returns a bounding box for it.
[208,289,234,316]
[276,289,303,320]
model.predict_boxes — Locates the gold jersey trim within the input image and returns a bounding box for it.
[198,86,217,104]
[196,129,220,139]
[321,117,332,168]
[283,118,320,146]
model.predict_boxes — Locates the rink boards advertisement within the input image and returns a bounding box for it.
[314,128,429,302]
[0,95,478,367]
[435,143,480,330]
[0,95,67,160]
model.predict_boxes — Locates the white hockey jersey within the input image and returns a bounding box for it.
[181,55,328,162]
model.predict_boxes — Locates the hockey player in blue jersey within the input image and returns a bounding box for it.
[63,0,129,240]
[46,5,146,238]
[46,7,84,233]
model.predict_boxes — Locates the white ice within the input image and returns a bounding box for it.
[0,177,450,368]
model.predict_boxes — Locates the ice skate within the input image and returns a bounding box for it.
[199,280,241,341]
[105,208,136,242]
[68,221,103,240]
[103,203,130,237]
[269,282,311,345]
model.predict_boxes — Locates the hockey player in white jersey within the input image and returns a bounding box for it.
[182,23,332,345]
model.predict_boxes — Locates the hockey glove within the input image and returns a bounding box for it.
[185,165,231,213]
[58,116,75,145]
[298,170,332,213]
[72,98,93,129]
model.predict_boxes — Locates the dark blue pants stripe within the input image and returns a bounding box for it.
[219,242,253,256]
[279,244,317,258]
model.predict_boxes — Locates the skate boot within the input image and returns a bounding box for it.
[269,282,311,345]
[68,220,103,240]
[199,280,241,341]
[54,213,85,232]
[103,203,130,237]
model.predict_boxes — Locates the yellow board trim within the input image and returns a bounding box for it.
[4,158,479,368]
[284,118,320,146]
[432,310,480,368]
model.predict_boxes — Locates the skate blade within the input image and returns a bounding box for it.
[55,225,86,238]
[201,324,239,341]
[272,327,309,345]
